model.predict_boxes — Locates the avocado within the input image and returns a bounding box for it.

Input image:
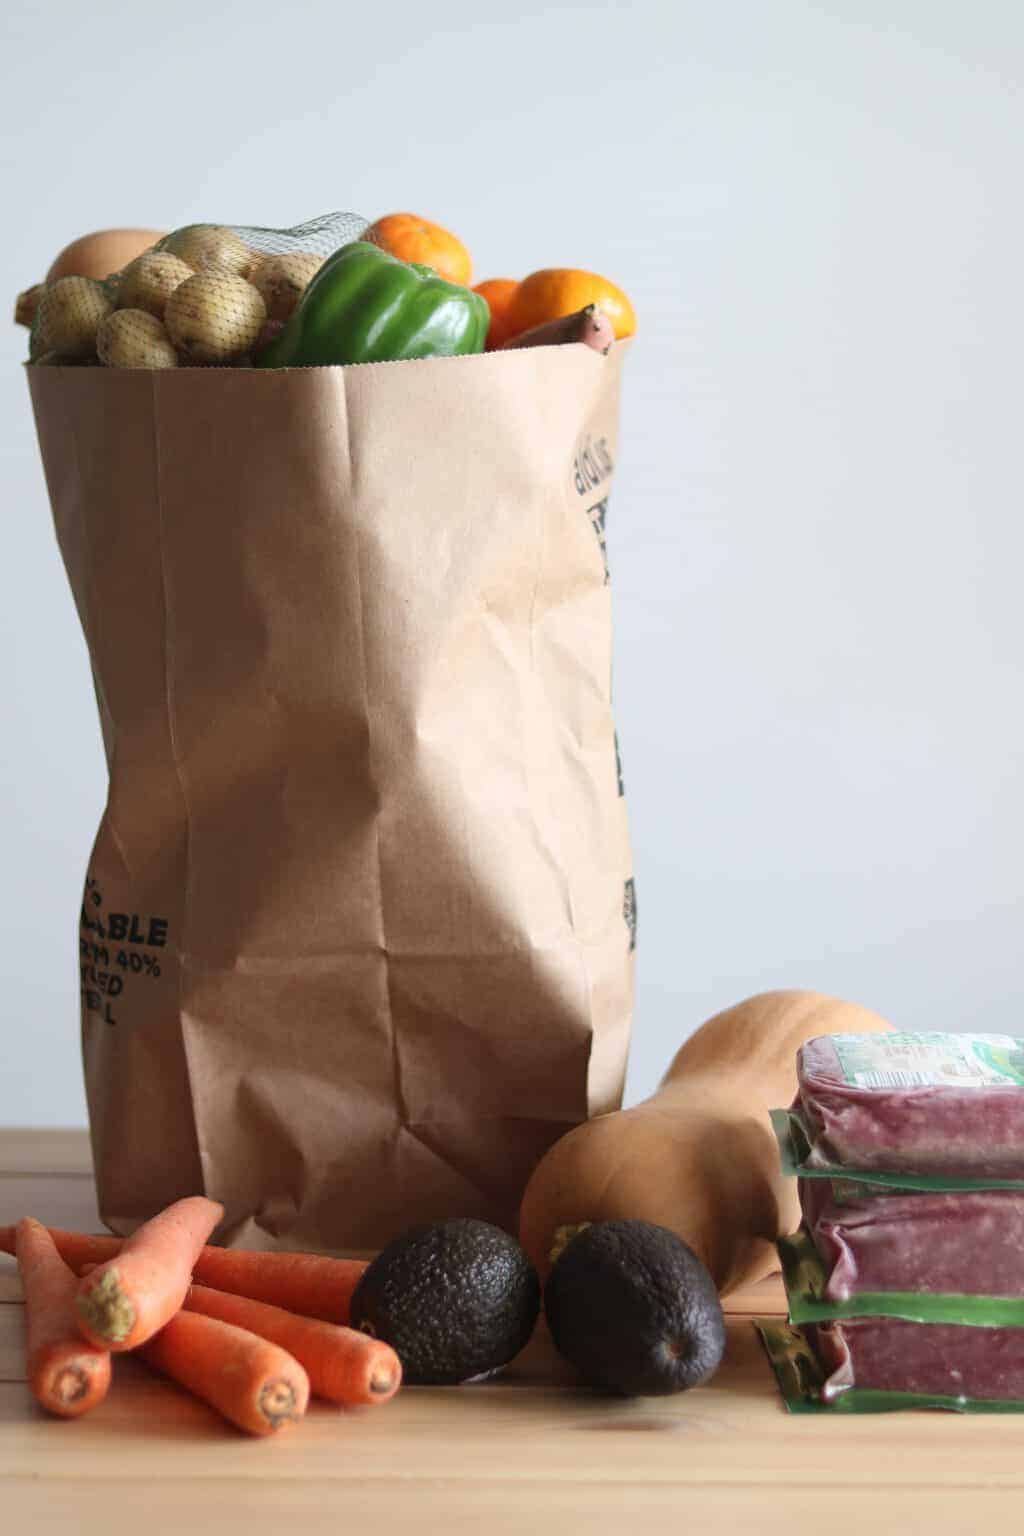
[543,1219,726,1396]
[350,1218,541,1385]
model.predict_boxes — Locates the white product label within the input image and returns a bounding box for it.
[829,1033,1024,1091]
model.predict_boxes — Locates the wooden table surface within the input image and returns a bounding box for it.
[0,1130,1013,1534]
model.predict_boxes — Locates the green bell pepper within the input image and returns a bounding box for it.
[256,241,489,368]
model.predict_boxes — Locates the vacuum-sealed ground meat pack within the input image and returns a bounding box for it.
[799,1181,1024,1301]
[796,1033,1024,1176]
[758,1318,1024,1413]
[808,1317,1024,1403]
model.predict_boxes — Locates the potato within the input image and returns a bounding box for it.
[164,271,267,363]
[32,276,113,360]
[162,224,254,277]
[116,252,193,319]
[97,309,178,369]
[15,283,43,328]
[249,252,323,321]
[32,351,97,367]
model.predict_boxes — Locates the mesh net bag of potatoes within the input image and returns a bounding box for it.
[27,212,368,368]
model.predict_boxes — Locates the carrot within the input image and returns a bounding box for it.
[14,1219,111,1419]
[139,1309,309,1436]
[184,1283,401,1407]
[0,1226,121,1269]
[0,1224,367,1323]
[73,1196,223,1352]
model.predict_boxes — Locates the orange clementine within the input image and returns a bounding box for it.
[365,213,472,286]
[473,278,520,350]
[506,268,636,342]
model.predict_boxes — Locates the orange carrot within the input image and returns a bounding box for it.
[0,1224,367,1323]
[0,1225,119,1268]
[139,1309,309,1436]
[74,1197,223,1352]
[15,1219,111,1419]
[184,1283,401,1407]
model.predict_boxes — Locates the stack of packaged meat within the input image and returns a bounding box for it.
[761,1032,1024,1412]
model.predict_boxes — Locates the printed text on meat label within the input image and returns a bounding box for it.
[80,874,168,1027]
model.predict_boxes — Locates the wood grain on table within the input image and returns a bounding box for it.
[0,1129,1009,1535]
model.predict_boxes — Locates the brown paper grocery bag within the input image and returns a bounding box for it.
[29,342,634,1250]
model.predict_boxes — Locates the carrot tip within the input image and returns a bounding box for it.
[369,1369,398,1396]
[76,1267,135,1345]
[52,1364,91,1407]
[259,1377,300,1430]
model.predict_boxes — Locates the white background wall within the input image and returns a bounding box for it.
[1,1,1022,1127]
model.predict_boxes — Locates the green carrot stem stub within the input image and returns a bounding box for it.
[76,1266,136,1345]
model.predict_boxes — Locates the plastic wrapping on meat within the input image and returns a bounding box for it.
[799,1179,1024,1301]
[808,1317,1024,1403]
[796,1033,1024,1176]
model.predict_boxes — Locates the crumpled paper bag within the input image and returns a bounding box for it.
[29,342,634,1249]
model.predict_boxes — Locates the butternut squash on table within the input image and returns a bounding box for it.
[518,990,891,1294]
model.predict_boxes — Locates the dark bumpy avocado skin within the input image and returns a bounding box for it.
[543,1220,726,1396]
[350,1218,541,1386]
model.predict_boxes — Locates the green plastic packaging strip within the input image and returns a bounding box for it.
[778,1227,1024,1327]
[755,1319,1024,1414]
[769,1108,1024,1192]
